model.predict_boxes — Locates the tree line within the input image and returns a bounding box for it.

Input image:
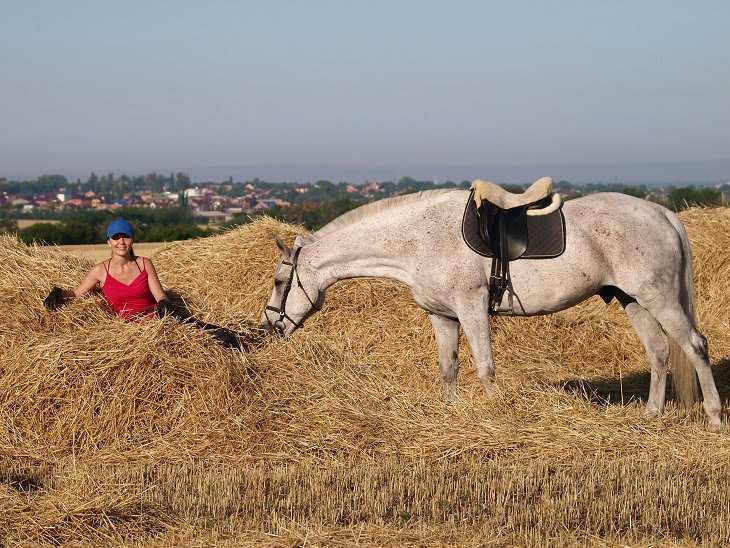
[0,172,192,200]
[1,208,213,245]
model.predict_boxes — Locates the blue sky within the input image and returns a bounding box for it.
[2,0,729,184]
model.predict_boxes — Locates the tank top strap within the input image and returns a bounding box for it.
[135,257,144,273]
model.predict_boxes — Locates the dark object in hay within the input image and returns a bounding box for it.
[157,299,247,350]
[43,286,64,310]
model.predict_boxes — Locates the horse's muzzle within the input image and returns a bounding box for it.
[273,319,287,337]
[259,315,288,338]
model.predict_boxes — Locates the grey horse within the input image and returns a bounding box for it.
[261,183,722,431]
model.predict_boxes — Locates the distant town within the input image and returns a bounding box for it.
[2,172,728,218]
[1,172,728,244]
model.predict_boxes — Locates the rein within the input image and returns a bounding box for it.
[264,246,320,334]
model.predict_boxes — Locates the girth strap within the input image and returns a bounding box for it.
[488,210,514,313]
[482,195,555,313]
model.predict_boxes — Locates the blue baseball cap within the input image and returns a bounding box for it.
[106,219,134,240]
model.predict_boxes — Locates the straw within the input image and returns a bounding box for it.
[1,208,729,546]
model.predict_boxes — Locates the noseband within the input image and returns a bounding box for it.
[264,246,321,334]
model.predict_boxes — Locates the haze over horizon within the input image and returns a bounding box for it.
[177,158,730,186]
[4,158,730,188]
[3,1,729,186]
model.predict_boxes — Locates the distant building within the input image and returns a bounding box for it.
[66,194,92,207]
[254,199,288,211]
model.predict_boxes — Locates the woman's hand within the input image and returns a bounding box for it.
[43,287,65,310]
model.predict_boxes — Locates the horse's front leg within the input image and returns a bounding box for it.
[429,314,460,402]
[457,300,497,399]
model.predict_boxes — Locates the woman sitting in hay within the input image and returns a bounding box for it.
[43,219,244,349]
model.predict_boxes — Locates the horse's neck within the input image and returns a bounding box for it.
[304,189,462,289]
[306,226,415,289]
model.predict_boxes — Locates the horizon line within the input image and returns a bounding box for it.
[3,158,730,187]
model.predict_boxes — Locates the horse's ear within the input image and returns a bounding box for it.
[294,235,305,248]
[274,235,291,256]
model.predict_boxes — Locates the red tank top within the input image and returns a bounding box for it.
[101,258,157,320]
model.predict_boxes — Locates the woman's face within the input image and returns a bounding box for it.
[107,233,133,256]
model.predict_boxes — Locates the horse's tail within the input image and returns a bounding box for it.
[664,210,700,407]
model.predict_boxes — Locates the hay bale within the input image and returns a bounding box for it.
[0,209,728,465]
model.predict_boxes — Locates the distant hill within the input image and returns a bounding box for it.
[4,158,728,187]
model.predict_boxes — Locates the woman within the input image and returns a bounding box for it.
[44,219,166,319]
[44,219,243,348]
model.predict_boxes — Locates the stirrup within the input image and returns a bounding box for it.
[489,293,515,314]
[489,272,515,314]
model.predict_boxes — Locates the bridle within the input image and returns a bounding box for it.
[264,246,321,334]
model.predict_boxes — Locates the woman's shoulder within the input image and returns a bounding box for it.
[136,256,157,269]
[88,260,109,279]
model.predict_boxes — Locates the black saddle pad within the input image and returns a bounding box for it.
[461,190,566,259]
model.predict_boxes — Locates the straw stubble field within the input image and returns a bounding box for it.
[1,207,729,546]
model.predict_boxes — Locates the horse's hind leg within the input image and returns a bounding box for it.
[617,293,670,419]
[429,314,460,402]
[645,301,722,432]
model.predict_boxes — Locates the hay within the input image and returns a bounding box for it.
[1,208,729,545]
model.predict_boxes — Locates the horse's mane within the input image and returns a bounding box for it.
[303,188,457,243]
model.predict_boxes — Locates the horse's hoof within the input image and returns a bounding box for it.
[481,383,497,400]
[707,421,722,433]
[642,408,661,421]
[441,388,457,403]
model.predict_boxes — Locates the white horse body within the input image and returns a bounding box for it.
[262,188,722,430]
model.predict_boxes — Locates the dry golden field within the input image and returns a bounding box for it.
[57,242,163,263]
[1,206,729,547]
[15,219,61,229]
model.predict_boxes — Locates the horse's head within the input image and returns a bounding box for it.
[260,235,324,338]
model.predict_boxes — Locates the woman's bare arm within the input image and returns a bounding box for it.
[144,258,168,302]
[62,263,106,300]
